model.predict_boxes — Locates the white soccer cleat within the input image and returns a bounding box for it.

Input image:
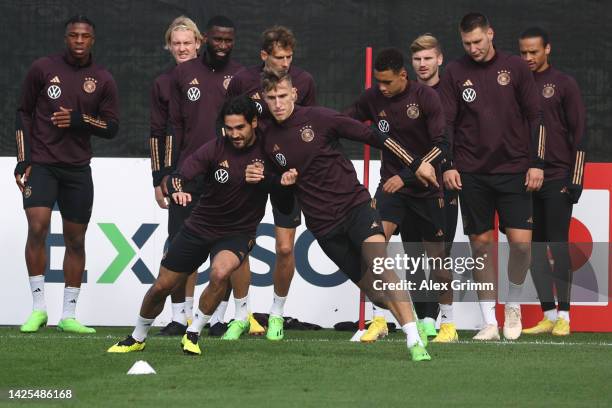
[503,305,522,340]
[473,324,500,341]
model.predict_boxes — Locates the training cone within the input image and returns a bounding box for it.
[127,360,156,375]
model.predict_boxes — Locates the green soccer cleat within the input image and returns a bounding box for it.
[107,335,146,353]
[20,310,48,333]
[421,320,437,337]
[57,318,96,334]
[416,321,428,347]
[182,332,201,355]
[266,315,284,341]
[409,344,432,362]
[222,319,250,340]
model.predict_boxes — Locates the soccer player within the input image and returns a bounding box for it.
[159,16,243,336]
[148,16,201,335]
[346,48,448,344]
[439,13,545,340]
[518,27,586,336]
[15,15,119,333]
[222,25,316,341]
[108,96,295,355]
[251,71,438,361]
[409,34,459,343]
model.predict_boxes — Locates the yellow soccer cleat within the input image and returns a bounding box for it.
[522,318,554,334]
[552,317,570,336]
[360,317,388,343]
[181,332,201,355]
[248,313,265,336]
[107,335,146,353]
[432,323,458,343]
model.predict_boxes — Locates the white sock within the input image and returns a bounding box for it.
[423,317,436,326]
[558,310,570,322]
[61,287,80,320]
[132,315,154,342]
[234,296,248,322]
[544,309,558,322]
[209,300,228,326]
[507,282,523,308]
[187,308,211,335]
[185,297,194,320]
[171,302,187,325]
[372,303,385,318]
[480,301,498,326]
[269,292,287,317]
[440,304,453,324]
[29,275,46,312]
[401,322,422,347]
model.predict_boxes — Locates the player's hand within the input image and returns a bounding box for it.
[155,186,169,209]
[171,191,191,206]
[415,161,439,188]
[51,106,73,128]
[281,168,298,186]
[15,165,32,193]
[245,163,265,183]
[525,168,544,192]
[443,169,462,190]
[382,175,404,194]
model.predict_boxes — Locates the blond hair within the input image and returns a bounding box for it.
[164,16,203,50]
[410,34,442,55]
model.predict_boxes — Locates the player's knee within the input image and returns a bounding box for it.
[209,265,231,285]
[63,235,86,253]
[151,280,173,297]
[510,242,531,259]
[27,222,49,243]
[275,241,295,258]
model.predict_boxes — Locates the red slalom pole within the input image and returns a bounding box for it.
[358,46,373,332]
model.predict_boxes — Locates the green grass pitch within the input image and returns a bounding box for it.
[1,327,611,407]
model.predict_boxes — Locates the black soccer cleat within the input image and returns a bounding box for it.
[208,322,228,337]
[156,321,187,336]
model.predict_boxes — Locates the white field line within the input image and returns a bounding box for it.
[0,334,611,346]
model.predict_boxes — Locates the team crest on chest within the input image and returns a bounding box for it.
[215,168,229,183]
[47,85,61,99]
[83,77,97,93]
[223,75,233,90]
[300,125,315,142]
[378,119,390,133]
[542,83,556,98]
[497,70,511,86]
[406,103,420,119]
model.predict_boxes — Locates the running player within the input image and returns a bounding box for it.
[252,71,438,361]
[439,13,544,340]
[108,96,294,355]
[518,27,586,336]
[15,15,119,333]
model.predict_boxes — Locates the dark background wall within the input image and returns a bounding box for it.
[1,0,610,160]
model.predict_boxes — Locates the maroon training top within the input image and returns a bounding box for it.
[15,52,119,168]
[438,50,544,174]
[347,81,447,198]
[226,64,316,115]
[262,106,418,238]
[169,53,243,168]
[178,135,278,239]
[533,66,587,184]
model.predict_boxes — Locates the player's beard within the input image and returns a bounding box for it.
[419,67,438,83]
[207,43,231,69]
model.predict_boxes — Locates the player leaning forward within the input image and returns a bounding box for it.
[108,96,294,355]
[250,71,440,361]
[16,15,119,334]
